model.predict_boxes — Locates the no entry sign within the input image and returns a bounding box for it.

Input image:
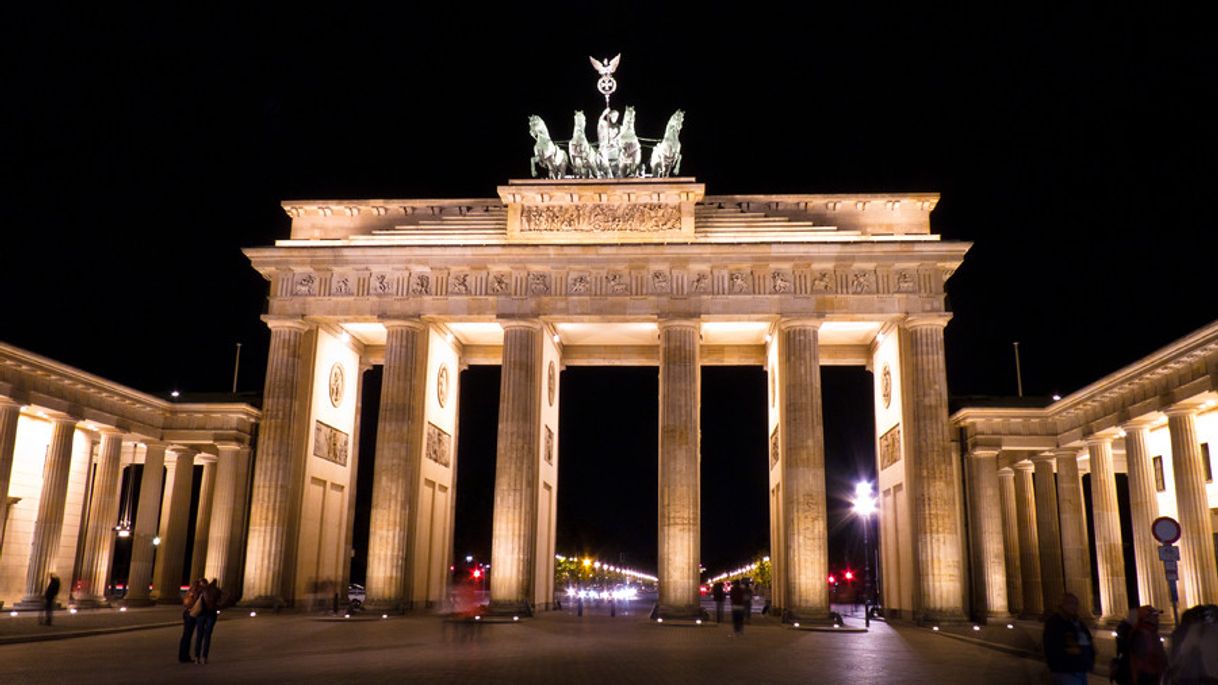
[1152,516,1182,545]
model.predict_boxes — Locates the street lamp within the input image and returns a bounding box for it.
[852,481,878,627]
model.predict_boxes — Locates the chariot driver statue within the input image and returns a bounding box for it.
[596,106,622,174]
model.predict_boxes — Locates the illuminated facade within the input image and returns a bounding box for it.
[0,344,258,609]
[954,322,1218,624]
[243,178,971,621]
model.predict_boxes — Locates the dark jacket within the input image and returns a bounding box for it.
[712,582,725,602]
[1043,611,1095,674]
[45,577,60,601]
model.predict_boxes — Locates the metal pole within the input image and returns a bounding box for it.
[1013,342,1024,397]
[231,343,242,394]
[863,514,871,628]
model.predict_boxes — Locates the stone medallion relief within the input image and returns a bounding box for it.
[328,363,345,407]
[547,361,556,407]
[881,364,892,409]
[437,363,450,409]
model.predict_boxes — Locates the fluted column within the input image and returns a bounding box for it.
[125,442,166,604]
[489,320,544,614]
[901,315,965,619]
[1088,436,1128,623]
[204,444,244,593]
[76,431,124,605]
[243,318,310,606]
[1166,408,1218,606]
[997,467,1024,615]
[1014,461,1043,617]
[153,448,196,602]
[1122,425,1171,617]
[19,417,78,608]
[968,449,1009,617]
[0,398,21,543]
[777,319,828,620]
[1055,449,1094,619]
[1032,454,1066,611]
[366,321,429,610]
[190,458,217,582]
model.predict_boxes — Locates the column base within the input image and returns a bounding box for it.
[651,603,707,621]
[364,599,409,614]
[13,597,57,611]
[237,594,289,610]
[72,597,106,609]
[121,597,156,607]
[781,606,834,624]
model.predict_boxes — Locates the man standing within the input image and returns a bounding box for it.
[729,582,746,636]
[41,573,60,626]
[1043,593,1095,684]
[712,581,726,623]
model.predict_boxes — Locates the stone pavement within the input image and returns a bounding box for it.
[0,605,182,644]
[0,603,1110,684]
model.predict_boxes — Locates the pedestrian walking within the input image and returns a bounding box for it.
[1166,604,1218,684]
[41,573,60,626]
[741,578,753,624]
[712,581,725,623]
[193,578,222,664]
[1124,605,1167,684]
[1043,593,1094,685]
[179,578,205,663]
[729,582,745,636]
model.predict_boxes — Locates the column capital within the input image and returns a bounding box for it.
[497,317,544,332]
[0,395,21,410]
[196,453,219,464]
[1052,448,1081,460]
[656,317,700,331]
[1164,401,1205,418]
[1085,435,1114,448]
[1013,460,1034,472]
[380,318,427,332]
[261,316,311,333]
[1031,452,1057,465]
[167,445,198,459]
[776,317,823,332]
[902,313,953,330]
[997,466,1015,479]
[1119,417,1156,432]
[968,447,1001,459]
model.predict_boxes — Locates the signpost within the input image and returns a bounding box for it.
[1151,516,1182,625]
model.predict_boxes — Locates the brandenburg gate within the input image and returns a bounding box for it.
[241,176,971,622]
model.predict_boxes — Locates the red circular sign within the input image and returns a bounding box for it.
[1152,516,1182,545]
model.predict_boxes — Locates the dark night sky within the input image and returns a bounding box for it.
[5,6,1216,579]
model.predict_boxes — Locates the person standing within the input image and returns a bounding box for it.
[712,581,726,623]
[41,573,60,626]
[193,579,222,664]
[1125,605,1167,685]
[741,578,753,624]
[1043,593,1095,685]
[179,579,204,663]
[729,582,745,636]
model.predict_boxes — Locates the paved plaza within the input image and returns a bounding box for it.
[0,606,1104,684]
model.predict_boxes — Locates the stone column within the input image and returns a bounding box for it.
[0,398,21,542]
[1055,449,1094,619]
[1087,436,1128,623]
[18,417,78,608]
[901,315,965,620]
[243,318,310,606]
[366,321,429,610]
[997,467,1024,615]
[1032,454,1066,611]
[205,444,245,594]
[190,457,217,582]
[125,442,166,604]
[76,431,124,606]
[228,446,253,598]
[153,448,196,602]
[490,320,544,614]
[1166,408,1218,606]
[968,449,1009,617]
[1122,424,1171,617]
[777,319,829,620]
[1014,461,1043,617]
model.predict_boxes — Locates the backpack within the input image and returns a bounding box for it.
[1109,620,1133,684]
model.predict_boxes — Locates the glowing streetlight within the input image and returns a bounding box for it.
[852,481,879,627]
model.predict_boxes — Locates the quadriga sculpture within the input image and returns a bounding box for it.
[528,115,568,179]
[616,106,642,178]
[649,110,684,178]
[567,111,598,179]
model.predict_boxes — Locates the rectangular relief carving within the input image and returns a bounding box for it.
[520,204,681,233]
[879,424,902,470]
[769,427,780,470]
[425,422,452,467]
[313,421,349,466]
[544,425,554,465]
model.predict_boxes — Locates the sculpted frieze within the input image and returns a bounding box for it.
[607,272,630,294]
[490,272,512,295]
[811,271,834,292]
[568,273,591,294]
[425,422,452,467]
[520,203,681,233]
[850,271,874,294]
[690,272,711,294]
[450,273,471,295]
[895,270,917,294]
[331,274,353,296]
[650,270,671,294]
[528,272,551,295]
[410,273,431,295]
[294,273,316,296]
[372,273,395,296]
[729,272,751,294]
[770,271,792,294]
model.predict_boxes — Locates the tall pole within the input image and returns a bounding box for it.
[1013,342,1024,398]
[231,343,242,394]
[862,513,872,628]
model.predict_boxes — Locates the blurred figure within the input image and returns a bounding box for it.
[193,579,222,664]
[179,579,205,663]
[41,573,60,626]
[741,578,753,624]
[712,581,725,623]
[1167,604,1218,684]
[729,582,745,636]
[1120,605,1167,685]
[1043,593,1094,685]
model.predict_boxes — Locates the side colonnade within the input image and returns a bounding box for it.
[957,321,1218,625]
